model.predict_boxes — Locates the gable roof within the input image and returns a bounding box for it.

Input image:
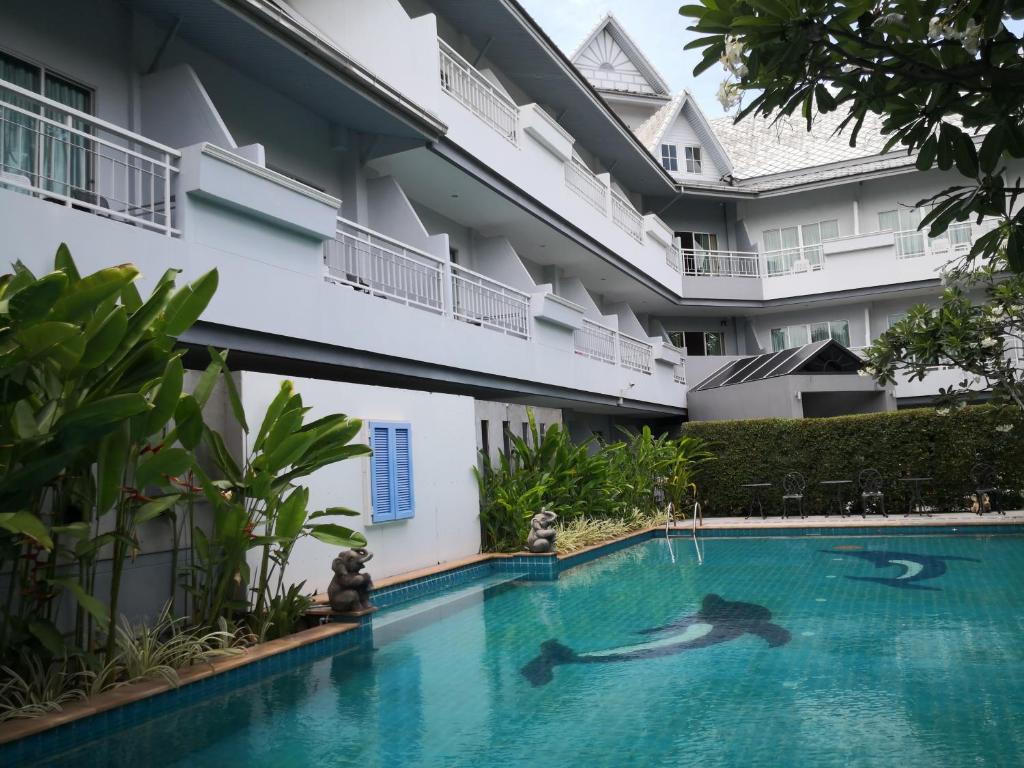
[634,91,733,177]
[693,340,863,391]
[570,13,671,97]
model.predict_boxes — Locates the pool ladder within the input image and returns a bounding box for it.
[664,501,704,565]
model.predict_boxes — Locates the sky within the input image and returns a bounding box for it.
[517,0,727,117]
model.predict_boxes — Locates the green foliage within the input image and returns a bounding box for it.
[192,379,370,630]
[555,511,670,554]
[865,269,1024,410]
[683,405,1024,516]
[474,412,713,551]
[681,0,1024,270]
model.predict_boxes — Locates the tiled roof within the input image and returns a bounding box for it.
[709,110,894,180]
[634,94,683,152]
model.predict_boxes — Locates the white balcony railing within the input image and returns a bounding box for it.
[565,157,608,214]
[894,221,974,260]
[574,318,617,364]
[611,191,643,242]
[451,263,531,340]
[618,332,653,375]
[0,78,179,235]
[683,250,761,278]
[438,39,518,146]
[763,244,826,276]
[326,219,446,312]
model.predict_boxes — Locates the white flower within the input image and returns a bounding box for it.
[716,80,741,111]
[936,407,951,416]
[996,424,1014,433]
[928,17,944,39]
[980,337,999,349]
[962,19,982,55]
[720,36,747,77]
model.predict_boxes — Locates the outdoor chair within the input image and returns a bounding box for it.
[970,463,1003,515]
[858,469,887,518]
[781,472,806,519]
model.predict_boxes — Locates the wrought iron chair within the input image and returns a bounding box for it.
[859,469,887,518]
[970,463,1003,515]
[781,472,806,520]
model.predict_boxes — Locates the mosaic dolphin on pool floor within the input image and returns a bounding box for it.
[826,549,979,591]
[520,594,790,687]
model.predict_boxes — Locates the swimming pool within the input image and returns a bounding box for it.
[31,533,1024,766]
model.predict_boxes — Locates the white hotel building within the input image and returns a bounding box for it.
[0,1,1016,583]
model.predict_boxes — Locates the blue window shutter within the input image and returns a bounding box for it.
[370,423,395,522]
[369,422,414,522]
[393,425,414,519]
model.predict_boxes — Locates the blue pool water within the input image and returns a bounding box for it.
[35,534,1024,767]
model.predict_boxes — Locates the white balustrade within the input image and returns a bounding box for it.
[438,39,518,145]
[683,250,761,278]
[565,157,608,214]
[611,191,643,242]
[618,331,653,375]
[326,219,446,312]
[450,263,531,339]
[574,318,617,364]
[665,244,682,273]
[0,78,179,235]
[894,221,974,260]
[762,244,826,276]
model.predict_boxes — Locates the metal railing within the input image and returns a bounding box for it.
[762,244,826,276]
[451,263,531,339]
[565,157,608,214]
[894,221,974,260]
[573,318,617,364]
[0,78,179,235]
[683,249,761,278]
[611,191,643,242]
[438,39,518,145]
[325,219,446,312]
[619,331,653,375]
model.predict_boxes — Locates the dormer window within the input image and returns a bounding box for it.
[660,144,678,172]
[684,146,702,174]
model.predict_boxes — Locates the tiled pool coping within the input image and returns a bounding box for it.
[3,512,1021,761]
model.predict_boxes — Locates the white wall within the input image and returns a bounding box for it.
[239,372,481,589]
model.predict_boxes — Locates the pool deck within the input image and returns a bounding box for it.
[678,510,1024,531]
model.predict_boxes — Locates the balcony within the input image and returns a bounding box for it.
[0,78,179,236]
[438,39,518,146]
[565,157,607,214]
[326,218,532,340]
[611,191,643,243]
[572,318,654,375]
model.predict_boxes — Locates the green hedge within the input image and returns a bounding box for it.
[682,406,1024,516]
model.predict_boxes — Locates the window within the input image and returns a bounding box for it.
[684,146,702,174]
[770,320,850,352]
[369,422,414,523]
[660,144,678,172]
[1,50,93,197]
[762,219,837,274]
[669,330,725,356]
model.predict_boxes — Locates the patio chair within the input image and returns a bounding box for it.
[781,472,806,520]
[970,463,1003,515]
[858,469,887,518]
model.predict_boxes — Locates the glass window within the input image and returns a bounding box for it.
[675,330,726,356]
[684,146,702,174]
[770,320,849,351]
[705,331,724,355]
[660,144,678,172]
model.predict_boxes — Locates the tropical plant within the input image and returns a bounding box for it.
[555,511,670,554]
[474,413,714,551]
[0,245,219,665]
[191,378,370,632]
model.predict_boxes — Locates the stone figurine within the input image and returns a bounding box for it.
[328,547,374,612]
[526,510,558,553]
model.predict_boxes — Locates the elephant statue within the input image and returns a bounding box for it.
[526,510,558,553]
[328,548,374,612]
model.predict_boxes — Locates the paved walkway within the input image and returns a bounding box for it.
[672,510,1024,531]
